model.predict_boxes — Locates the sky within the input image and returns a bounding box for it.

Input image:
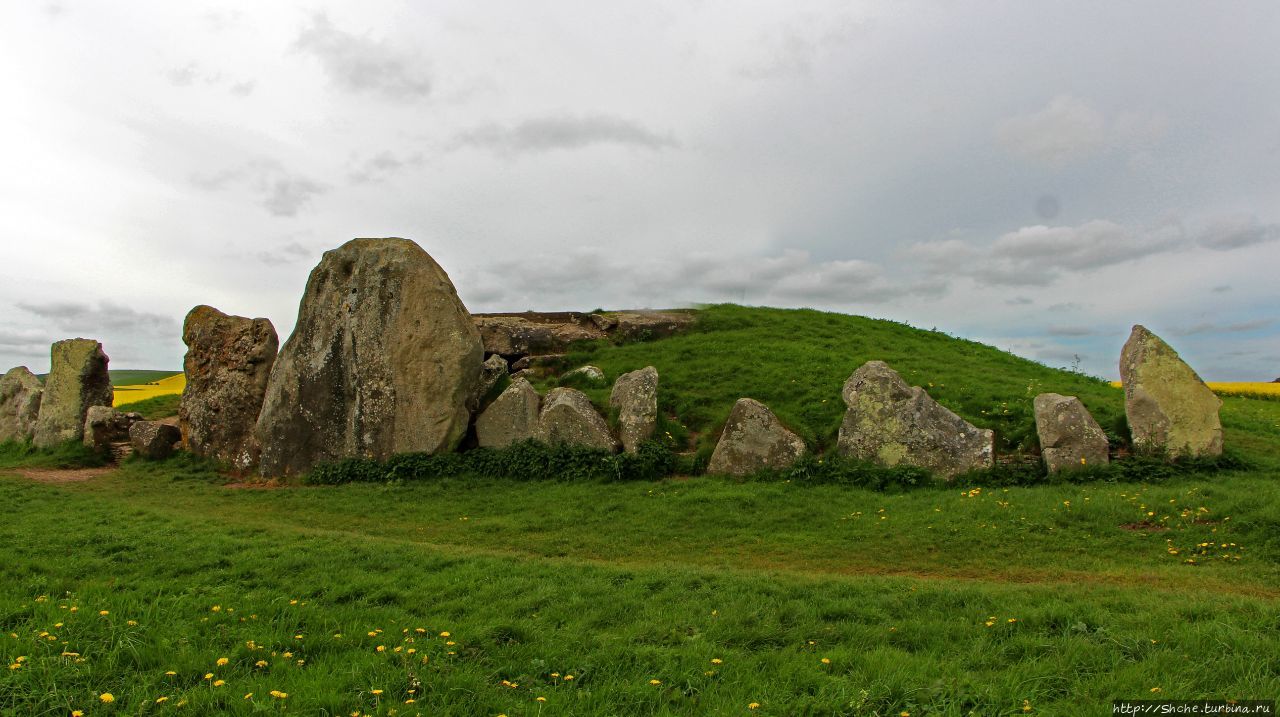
[1,0,1277,380]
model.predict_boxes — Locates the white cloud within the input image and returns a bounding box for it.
[294,13,432,101]
[997,95,1167,167]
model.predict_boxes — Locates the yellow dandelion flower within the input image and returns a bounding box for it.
[270,690,288,699]
[157,696,169,703]
[255,660,269,668]
[165,671,177,676]
[711,658,723,664]
[214,679,226,687]
[406,698,416,704]
[99,693,115,703]
[72,712,85,717]
[99,611,109,616]
[244,693,253,700]
[649,679,661,685]
[535,696,546,702]
[376,645,386,652]
[217,657,229,666]
[205,673,214,680]
[821,657,831,665]
[564,674,574,681]
[282,651,293,659]
[371,689,383,695]
[440,631,450,637]
[1150,687,1162,693]
[749,704,760,711]
[415,628,426,634]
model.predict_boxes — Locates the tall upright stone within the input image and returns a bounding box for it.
[1119,325,1223,456]
[837,360,993,478]
[1033,393,1109,473]
[610,366,659,453]
[33,339,112,448]
[179,305,279,471]
[707,398,806,476]
[0,366,43,443]
[255,238,483,476]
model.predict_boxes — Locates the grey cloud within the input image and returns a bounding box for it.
[256,241,312,266]
[911,219,1187,286]
[1197,215,1280,251]
[190,159,327,217]
[1212,285,1233,293]
[17,300,178,335]
[1005,296,1034,306]
[453,114,678,155]
[1046,326,1101,337]
[229,80,256,97]
[1170,319,1273,337]
[295,13,431,101]
[997,95,1167,167]
[167,63,199,87]
[348,151,424,184]
[736,14,863,80]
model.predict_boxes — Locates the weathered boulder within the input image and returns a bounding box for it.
[837,361,993,478]
[130,421,182,460]
[472,310,696,358]
[475,377,541,448]
[0,366,43,443]
[1033,393,1109,472]
[535,387,617,451]
[610,366,658,453]
[1119,325,1223,456]
[83,406,141,453]
[707,398,805,476]
[256,238,484,476]
[33,339,112,448]
[562,365,605,383]
[179,305,278,471]
[467,354,508,413]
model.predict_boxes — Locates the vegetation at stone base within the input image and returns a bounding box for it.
[557,304,1123,456]
[3,461,1279,715]
[305,440,678,486]
[0,439,106,470]
[114,393,181,420]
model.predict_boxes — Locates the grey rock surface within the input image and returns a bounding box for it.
[706,398,805,476]
[1119,325,1223,456]
[1033,393,1109,472]
[475,377,541,449]
[179,305,278,471]
[0,366,43,443]
[33,339,112,448]
[610,366,659,453]
[130,421,182,460]
[836,360,993,478]
[255,238,483,476]
[535,387,617,451]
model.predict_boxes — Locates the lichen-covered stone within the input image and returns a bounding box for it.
[468,354,508,414]
[256,238,484,476]
[83,406,141,453]
[475,377,541,449]
[130,421,182,460]
[33,339,112,448]
[610,366,658,453]
[836,360,993,478]
[706,398,805,476]
[179,305,278,471]
[535,387,617,451]
[1033,393,1109,473]
[562,365,606,383]
[0,366,43,443]
[1119,325,1223,456]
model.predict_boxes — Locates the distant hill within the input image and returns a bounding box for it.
[108,370,182,386]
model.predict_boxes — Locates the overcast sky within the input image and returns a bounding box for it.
[2,1,1277,380]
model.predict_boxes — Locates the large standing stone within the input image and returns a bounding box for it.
[837,361,993,478]
[130,421,182,460]
[535,387,617,451]
[610,366,658,453]
[83,406,141,453]
[256,238,484,476]
[0,366,43,443]
[33,339,112,448]
[1119,325,1223,456]
[707,398,806,476]
[475,377,541,449]
[179,305,279,471]
[1033,393,1109,473]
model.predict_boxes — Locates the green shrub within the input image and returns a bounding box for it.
[0,439,107,469]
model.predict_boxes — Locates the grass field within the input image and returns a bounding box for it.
[3,306,1278,716]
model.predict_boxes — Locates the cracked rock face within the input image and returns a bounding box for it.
[707,397,805,476]
[535,387,617,452]
[1120,325,1222,457]
[179,305,278,471]
[0,366,43,443]
[33,339,112,448]
[1033,393,1109,473]
[610,366,659,453]
[475,377,541,449]
[255,238,483,477]
[836,360,993,478]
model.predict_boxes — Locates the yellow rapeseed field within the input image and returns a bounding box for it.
[112,373,185,407]
[1110,381,1280,398]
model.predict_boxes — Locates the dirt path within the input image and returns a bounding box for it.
[11,466,117,483]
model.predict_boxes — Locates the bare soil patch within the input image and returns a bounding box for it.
[13,467,116,483]
[1120,520,1169,532]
